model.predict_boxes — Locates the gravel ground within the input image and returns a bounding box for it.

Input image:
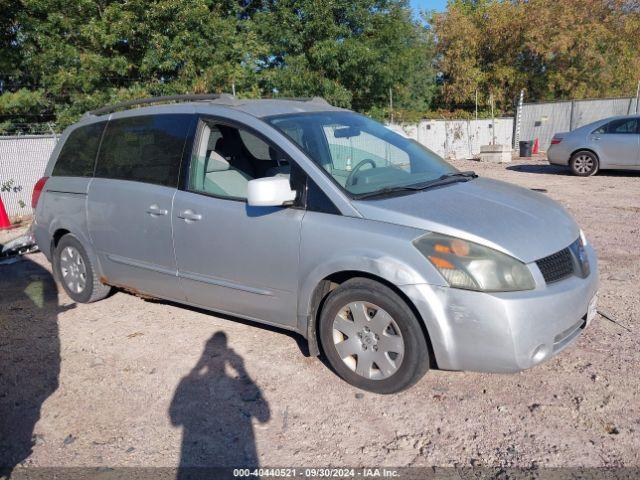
[1,156,638,471]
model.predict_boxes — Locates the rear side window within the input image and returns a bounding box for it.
[95,114,191,187]
[594,118,639,134]
[52,122,106,177]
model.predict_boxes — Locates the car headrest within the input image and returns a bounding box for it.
[206,151,231,173]
[215,136,236,159]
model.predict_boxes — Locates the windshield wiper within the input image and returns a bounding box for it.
[405,171,478,191]
[355,171,478,200]
[355,185,424,200]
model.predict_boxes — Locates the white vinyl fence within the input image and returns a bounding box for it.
[0,135,57,219]
[387,118,514,160]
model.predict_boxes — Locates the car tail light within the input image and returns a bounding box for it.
[550,137,563,145]
[32,176,49,209]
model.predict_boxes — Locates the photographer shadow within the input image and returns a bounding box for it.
[169,332,270,479]
[0,255,66,477]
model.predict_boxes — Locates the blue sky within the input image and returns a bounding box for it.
[410,0,448,14]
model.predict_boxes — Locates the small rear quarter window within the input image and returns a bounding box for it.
[52,122,106,177]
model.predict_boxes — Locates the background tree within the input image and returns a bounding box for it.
[252,0,436,110]
[431,0,640,112]
[0,0,435,132]
[1,0,267,130]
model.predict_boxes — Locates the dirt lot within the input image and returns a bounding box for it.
[1,157,639,472]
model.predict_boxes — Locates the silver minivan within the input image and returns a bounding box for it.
[33,95,599,393]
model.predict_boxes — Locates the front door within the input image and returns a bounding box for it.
[592,117,640,167]
[172,118,304,327]
[87,114,194,300]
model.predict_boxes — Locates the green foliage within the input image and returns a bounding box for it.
[3,0,638,131]
[367,106,505,124]
[252,0,436,110]
[0,0,436,132]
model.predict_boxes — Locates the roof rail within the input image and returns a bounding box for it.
[309,96,330,105]
[88,93,235,116]
[269,96,330,105]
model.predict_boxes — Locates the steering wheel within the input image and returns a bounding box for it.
[346,159,377,186]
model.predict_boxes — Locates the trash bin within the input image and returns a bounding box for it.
[519,140,533,158]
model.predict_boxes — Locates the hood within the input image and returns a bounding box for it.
[352,177,579,263]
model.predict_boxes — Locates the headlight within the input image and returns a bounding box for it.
[579,229,588,246]
[572,234,590,278]
[413,233,535,292]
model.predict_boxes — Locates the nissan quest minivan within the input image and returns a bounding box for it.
[32,95,599,393]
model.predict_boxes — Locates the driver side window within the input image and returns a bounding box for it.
[188,120,292,200]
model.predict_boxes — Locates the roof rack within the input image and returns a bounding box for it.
[87,93,331,117]
[88,93,235,116]
[271,96,330,105]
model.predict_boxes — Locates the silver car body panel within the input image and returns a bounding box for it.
[548,115,640,169]
[87,179,182,301]
[172,190,304,328]
[352,178,579,263]
[34,98,600,374]
[401,244,598,372]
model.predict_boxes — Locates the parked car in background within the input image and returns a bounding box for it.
[32,95,598,393]
[548,115,640,176]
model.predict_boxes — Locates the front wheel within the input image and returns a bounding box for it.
[318,278,430,394]
[570,151,599,176]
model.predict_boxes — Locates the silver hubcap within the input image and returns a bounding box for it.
[59,246,87,294]
[332,301,404,380]
[574,155,594,174]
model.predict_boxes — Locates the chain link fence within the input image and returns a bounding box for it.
[516,96,639,151]
[0,135,58,220]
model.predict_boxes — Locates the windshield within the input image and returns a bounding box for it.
[265,111,457,197]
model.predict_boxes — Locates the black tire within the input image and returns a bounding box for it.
[318,278,430,394]
[570,151,599,176]
[53,234,111,303]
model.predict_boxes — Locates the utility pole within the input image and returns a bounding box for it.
[475,89,478,123]
[636,80,640,114]
[232,81,236,97]
[490,93,496,145]
[389,87,394,124]
[514,89,524,149]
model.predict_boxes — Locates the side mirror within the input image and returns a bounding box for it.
[334,126,361,138]
[247,177,297,207]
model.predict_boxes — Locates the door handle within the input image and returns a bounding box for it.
[178,209,202,222]
[146,204,168,216]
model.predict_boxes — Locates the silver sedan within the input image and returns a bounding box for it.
[547,115,640,176]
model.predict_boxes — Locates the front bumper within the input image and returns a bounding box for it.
[400,244,599,372]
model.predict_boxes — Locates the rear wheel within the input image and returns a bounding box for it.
[570,151,599,176]
[54,235,111,303]
[318,278,430,394]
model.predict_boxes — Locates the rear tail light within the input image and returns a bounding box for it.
[551,137,563,145]
[32,176,49,209]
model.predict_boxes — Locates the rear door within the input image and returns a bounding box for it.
[87,113,195,300]
[591,117,639,167]
[172,118,304,327]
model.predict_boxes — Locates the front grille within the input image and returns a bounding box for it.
[536,247,575,284]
